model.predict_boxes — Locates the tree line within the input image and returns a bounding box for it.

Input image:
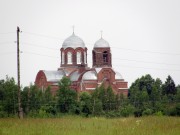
[0,74,179,118]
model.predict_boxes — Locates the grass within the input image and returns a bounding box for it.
[0,116,179,135]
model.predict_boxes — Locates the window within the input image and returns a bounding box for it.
[103,51,108,63]
[67,52,72,64]
[77,51,81,64]
[84,52,87,64]
[93,51,96,63]
[62,52,64,64]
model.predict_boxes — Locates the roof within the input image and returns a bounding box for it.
[43,70,65,82]
[94,38,110,48]
[82,70,97,80]
[62,33,85,49]
[115,71,123,80]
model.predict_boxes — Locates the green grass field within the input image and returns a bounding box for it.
[0,116,179,135]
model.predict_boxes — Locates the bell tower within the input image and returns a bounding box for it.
[92,36,112,67]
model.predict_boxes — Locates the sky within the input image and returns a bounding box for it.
[0,0,180,87]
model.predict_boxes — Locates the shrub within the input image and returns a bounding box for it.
[155,111,163,116]
[142,108,153,116]
[120,104,134,117]
[134,109,142,117]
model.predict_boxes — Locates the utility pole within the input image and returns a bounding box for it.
[17,26,23,119]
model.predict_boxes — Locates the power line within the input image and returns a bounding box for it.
[112,58,180,66]
[0,52,16,55]
[21,50,180,68]
[0,32,15,35]
[21,42,58,51]
[21,31,180,56]
[87,53,180,66]
[23,51,59,58]
[23,31,64,40]
[21,50,180,72]
[112,64,180,72]
[110,46,180,56]
[0,41,14,45]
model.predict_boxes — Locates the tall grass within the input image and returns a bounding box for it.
[0,116,179,135]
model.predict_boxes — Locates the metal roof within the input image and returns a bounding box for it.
[43,70,65,82]
[82,70,97,80]
[115,71,123,80]
[94,38,110,48]
[62,33,85,49]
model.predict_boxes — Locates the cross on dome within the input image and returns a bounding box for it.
[72,25,75,35]
[100,30,103,39]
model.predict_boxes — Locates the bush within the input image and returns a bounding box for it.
[175,103,180,116]
[120,104,134,117]
[134,109,142,117]
[0,111,7,118]
[142,109,153,116]
[155,111,163,116]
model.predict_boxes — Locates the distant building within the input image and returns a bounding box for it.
[35,32,128,95]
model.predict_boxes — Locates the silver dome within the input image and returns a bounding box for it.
[62,33,85,49]
[82,71,97,80]
[115,71,123,80]
[43,70,65,82]
[94,38,110,48]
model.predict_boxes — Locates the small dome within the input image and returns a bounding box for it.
[82,71,97,80]
[94,38,110,48]
[115,71,123,80]
[62,33,85,49]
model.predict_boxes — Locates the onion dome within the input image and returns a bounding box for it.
[94,38,110,48]
[82,71,97,80]
[62,33,85,49]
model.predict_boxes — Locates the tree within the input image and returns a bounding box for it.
[129,74,163,116]
[105,86,115,111]
[57,77,77,113]
[91,87,103,115]
[0,76,18,117]
[162,75,176,95]
[79,92,92,116]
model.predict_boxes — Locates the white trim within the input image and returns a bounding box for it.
[86,88,96,90]
[118,88,128,90]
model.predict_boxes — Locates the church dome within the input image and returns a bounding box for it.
[62,33,85,49]
[82,71,97,80]
[94,38,110,48]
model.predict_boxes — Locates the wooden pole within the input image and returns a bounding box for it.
[17,26,23,119]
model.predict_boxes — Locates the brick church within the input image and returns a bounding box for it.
[35,31,128,95]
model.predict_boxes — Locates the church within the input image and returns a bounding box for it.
[35,31,128,95]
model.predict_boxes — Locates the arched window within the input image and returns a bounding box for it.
[62,52,64,64]
[77,51,81,64]
[67,52,72,64]
[103,51,108,63]
[84,52,87,64]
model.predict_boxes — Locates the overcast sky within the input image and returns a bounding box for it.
[0,0,180,87]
